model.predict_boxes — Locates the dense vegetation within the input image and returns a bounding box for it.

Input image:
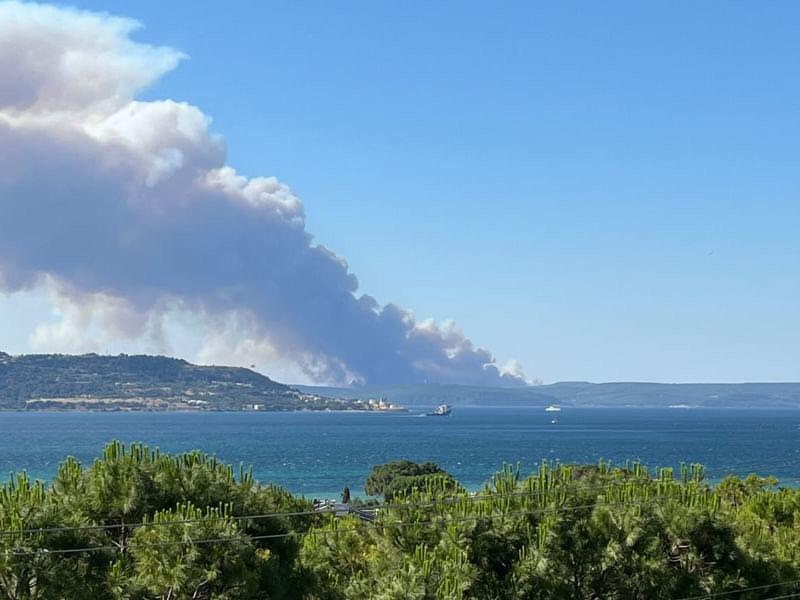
[364,460,461,500]
[1,444,800,598]
[0,353,356,411]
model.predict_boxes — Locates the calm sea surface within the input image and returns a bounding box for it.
[0,407,797,497]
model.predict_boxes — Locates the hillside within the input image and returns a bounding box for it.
[297,381,800,408]
[0,352,355,411]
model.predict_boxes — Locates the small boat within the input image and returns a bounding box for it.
[550,418,558,424]
[544,405,561,412]
[427,403,452,417]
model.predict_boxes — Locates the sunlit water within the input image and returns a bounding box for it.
[0,407,797,498]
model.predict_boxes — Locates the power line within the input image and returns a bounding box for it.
[0,479,687,538]
[0,472,794,596]
[7,491,797,600]
[675,579,800,600]
[4,495,684,557]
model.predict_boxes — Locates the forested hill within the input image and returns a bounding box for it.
[297,380,800,408]
[0,352,343,411]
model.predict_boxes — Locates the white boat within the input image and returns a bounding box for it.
[544,405,561,412]
[427,403,452,416]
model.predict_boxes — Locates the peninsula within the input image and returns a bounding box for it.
[0,352,403,412]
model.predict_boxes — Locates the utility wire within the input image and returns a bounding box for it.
[675,579,800,600]
[9,490,798,600]
[0,479,690,538]
[4,495,683,557]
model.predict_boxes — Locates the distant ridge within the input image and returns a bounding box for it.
[2,351,797,410]
[296,380,800,408]
[540,381,800,408]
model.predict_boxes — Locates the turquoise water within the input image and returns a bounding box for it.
[0,407,797,498]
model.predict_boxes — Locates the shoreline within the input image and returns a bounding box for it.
[1,405,799,413]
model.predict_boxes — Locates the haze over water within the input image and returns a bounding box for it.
[3,407,797,498]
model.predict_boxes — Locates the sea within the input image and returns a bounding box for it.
[0,407,797,498]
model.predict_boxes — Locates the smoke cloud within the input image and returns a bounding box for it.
[0,1,526,386]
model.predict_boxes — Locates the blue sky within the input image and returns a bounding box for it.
[1,1,798,383]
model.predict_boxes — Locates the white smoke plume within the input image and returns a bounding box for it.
[0,1,527,386]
